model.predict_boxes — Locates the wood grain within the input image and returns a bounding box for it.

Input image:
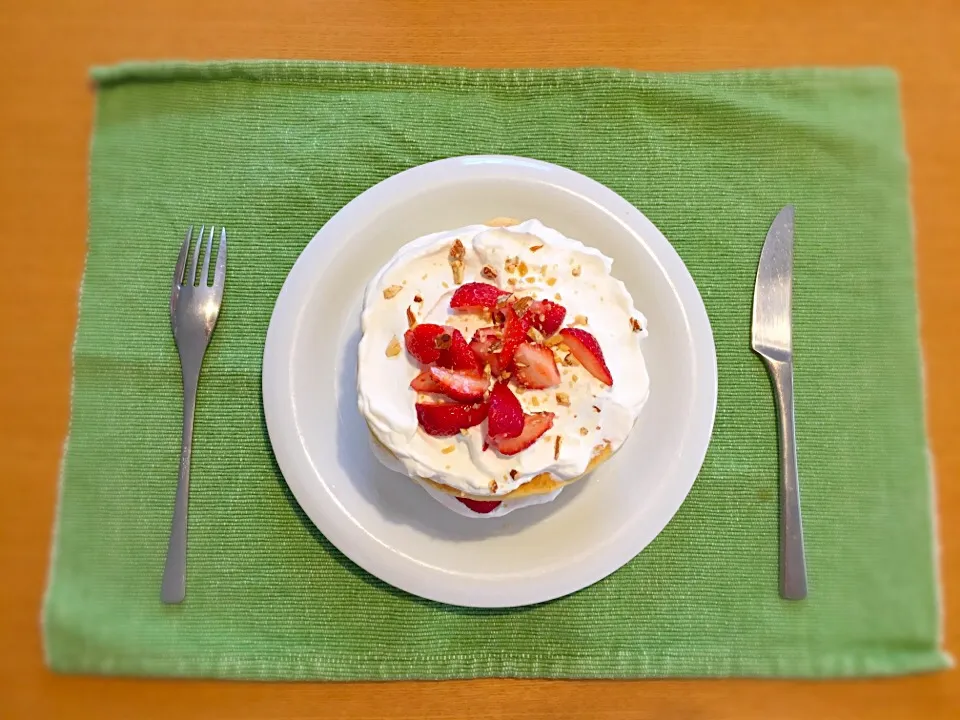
[1,1,957,717]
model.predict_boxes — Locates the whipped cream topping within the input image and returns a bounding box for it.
[357,219,650,505]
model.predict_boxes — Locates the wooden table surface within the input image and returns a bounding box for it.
[2,1,958,717]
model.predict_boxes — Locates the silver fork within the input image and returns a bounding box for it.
[161,226,227,604]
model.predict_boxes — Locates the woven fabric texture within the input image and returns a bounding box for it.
[43,61,947,679]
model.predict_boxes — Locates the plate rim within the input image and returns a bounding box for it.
[262,155,718,607]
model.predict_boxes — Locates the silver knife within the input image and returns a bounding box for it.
[751,205,807,600]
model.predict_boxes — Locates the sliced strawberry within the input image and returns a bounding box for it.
[404,323,447,365]
[487,381,524,439]
[499,307,531,372]
[456,497,502,514]
[559,328,613,385]
[494,412,555,456]
[437,328,483,373]
[528,299,567,337]
[410,370,444,393]
[450,282,510,311]
[469,326,504,376]
[513,342,561,389]
[416,400,488,437]
[428,367,489,401]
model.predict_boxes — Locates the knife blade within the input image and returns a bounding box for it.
[752,205,793,359]
[751,205,807,600]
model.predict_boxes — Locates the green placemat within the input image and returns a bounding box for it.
[44,61,948,679]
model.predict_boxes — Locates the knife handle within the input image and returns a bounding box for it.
[764,357,808,600]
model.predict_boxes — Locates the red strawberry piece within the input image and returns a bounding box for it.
[513,342,561,389]
[469,326,504,376]
[456,497,502,514]
[559,328,613,385]
[410,370,445,393]
[494,412,555,456]
[499,307,530,371]
[403,323,447,365]
[450,282,510,311]
[415,400,488,437]
[437,328,483,373]
[487,381,524,439]
[428,367,489,401]
[528,299,567,337]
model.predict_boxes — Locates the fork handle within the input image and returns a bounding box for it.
[161,366,199,604]
[764,357,808,600]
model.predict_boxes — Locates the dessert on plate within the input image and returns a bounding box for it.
[357,218,649,517]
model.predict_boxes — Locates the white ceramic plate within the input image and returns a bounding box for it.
[263,155,717,608]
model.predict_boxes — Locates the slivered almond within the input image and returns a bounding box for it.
[406,307,417,328]
[385,336,402,357]
[554,435,563,460]
[442,445,455,454]
[383,285,403,299]
[486,217,520,227]
[545,335,565,347]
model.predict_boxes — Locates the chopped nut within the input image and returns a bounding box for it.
[505,256,520,274]
[460,428,470,436]
[514,384,525,394]
[422,273,428,280]
[435,333,453,350]
[385,336,402,357]
[526,326,546,343]
[630,317,642,333]
[572,265,582,277]
[554,435,563,460]
[572,374,579,383]
[442,280,450,289]
[531,396,540,407]
[596,425,601,431]
[383,284,403,299]
[490,479,499,492]
[509,469,518,480]
[481,265,498,280]
[530,244,544,253]
[580,427,589,436]
[545,335,565,347]
[524,277,535,284]
[414,294,423,303]
[507,277,518,287]
[554,293,562,301]
[556,392,571,406]
[489,340,504,353]
[546,277,557,286]
[445,465,451,470]
[573,315,588,326]
[406,307,417,328]
[449,239,466,285]
[513,296,534,316]
[442,445,456,454]
[483,363,492,377]
[518,261,529,276]
[562,353,577,366]
[593,405,601,413]
[540,265,548,275]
